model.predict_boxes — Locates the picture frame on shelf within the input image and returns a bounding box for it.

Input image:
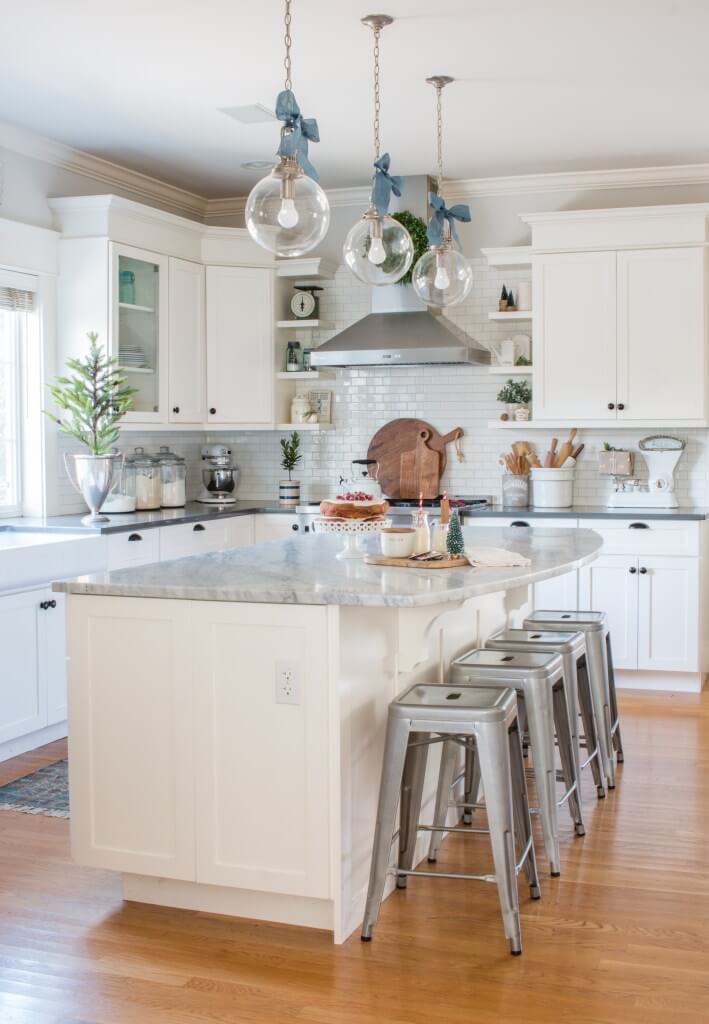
[308,389,332,424]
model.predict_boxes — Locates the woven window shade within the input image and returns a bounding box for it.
[0,287,34,312]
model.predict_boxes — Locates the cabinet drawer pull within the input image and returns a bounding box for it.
[128,533,143,542]
[607,402,615,410]
[639,566,648,574]
[629,522,649,529]
[193,524,206,532]
[510,520,530,528]
[628,566,637,574]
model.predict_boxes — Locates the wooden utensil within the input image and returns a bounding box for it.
[399,430,440,499]
[368,419,464,498]
[554,430,578,468]
[544,438,558,467]
[571,443,585,460]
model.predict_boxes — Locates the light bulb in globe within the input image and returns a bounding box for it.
[343,209,414,286]
[412,246,473,308]
[245,158,330,258]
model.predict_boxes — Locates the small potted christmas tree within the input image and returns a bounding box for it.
[446,509,465,559]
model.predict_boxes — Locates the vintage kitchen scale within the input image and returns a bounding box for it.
[607,435,685,508]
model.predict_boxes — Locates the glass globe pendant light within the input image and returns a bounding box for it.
[412,77,473,307]
[245,0,330,257]
[342,15,414,286]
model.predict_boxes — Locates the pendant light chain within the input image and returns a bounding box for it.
[372,24,381,162]
[283,0,293,91]
[436,83,444,194]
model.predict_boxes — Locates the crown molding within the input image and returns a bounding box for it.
[204,196,246,221]
[444,163,709,200]
[0,120,207,219]
[203,184,372,223]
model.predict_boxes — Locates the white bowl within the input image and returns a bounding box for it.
[380,528,416,558]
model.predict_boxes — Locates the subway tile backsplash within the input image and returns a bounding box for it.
[52,260,709,513]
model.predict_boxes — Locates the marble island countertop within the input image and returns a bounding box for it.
[55,526,603,608]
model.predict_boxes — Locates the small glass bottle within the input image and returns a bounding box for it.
[414,511,431,554]
[286,341,302,372]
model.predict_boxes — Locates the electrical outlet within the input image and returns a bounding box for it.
[275,658,301,705]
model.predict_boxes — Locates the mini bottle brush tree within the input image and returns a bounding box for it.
[446,508,465,556]
[280,431,302,480]
[44,333,136,453]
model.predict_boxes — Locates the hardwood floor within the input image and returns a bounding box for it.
[0,690,707,1024]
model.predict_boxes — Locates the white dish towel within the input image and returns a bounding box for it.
[465,546,531,568]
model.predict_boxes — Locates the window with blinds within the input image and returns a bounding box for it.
[0,270,36,516]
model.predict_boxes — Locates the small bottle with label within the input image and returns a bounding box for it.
[414,511,431,554]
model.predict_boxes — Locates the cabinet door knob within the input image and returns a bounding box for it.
[629,566,637,574]
[48,599,56,609]
[128,533,143,542]
[639,566,648,574]
[209,407,217,415]
[291,523,299,531]
[510,520,530,528]
[39,600,48,610]
[172,406,180,414]
[629,522,649,529]
[193,523,206,532]
[617,403,625,411]
[608,402,615,410]
[304,524,310,533]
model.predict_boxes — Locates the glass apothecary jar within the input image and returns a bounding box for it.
[101,450,137,513]
[126,447,162,510]
[156,445,187,508]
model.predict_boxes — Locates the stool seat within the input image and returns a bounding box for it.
[492,628,585,657]
[454,648,564,680]
[526,610,605,632]
[397,684,515,720]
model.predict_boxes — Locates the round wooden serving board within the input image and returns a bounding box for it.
[367,418,464,499]
[365,554,469,569]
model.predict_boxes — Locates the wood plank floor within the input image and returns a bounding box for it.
[0,690,707,1024]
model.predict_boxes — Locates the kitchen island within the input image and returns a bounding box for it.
[56,526,602,942]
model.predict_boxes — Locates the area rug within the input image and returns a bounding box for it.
[0,758,69,818]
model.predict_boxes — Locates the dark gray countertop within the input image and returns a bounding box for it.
[3,501,708,536]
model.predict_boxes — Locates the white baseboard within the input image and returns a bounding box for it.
[615,670,706,694]
[122,874,334,934]
[0,721,67,764]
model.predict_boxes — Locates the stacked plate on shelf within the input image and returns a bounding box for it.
[118,344,147,369]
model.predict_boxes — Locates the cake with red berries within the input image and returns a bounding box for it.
[319,491,389,520]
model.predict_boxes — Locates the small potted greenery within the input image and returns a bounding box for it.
[44,333,136,523]
[279,431,302,507]
[497,378,532,421]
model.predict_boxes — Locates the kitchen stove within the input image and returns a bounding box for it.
[295,495,493,533]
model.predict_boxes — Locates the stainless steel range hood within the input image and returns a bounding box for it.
[310,285,491,368]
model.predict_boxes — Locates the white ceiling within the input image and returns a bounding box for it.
[3,0,709,197]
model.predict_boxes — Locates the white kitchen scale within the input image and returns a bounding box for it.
[608,435,685,508]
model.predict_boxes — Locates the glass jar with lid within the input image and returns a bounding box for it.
[101,449,137,513]
[126,447,161,510]
[156,445,187,508]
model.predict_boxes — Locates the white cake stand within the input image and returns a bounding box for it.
[312,517,391,559]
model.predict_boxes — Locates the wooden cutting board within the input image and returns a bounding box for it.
[368,419,464,499]
[365,554,469,569]
[399,429,440,499]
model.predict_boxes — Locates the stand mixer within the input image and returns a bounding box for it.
[608,435,685,508]
[197,444,238,504]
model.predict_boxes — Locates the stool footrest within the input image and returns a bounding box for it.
[396,867,496,884]
[417,823,490,836]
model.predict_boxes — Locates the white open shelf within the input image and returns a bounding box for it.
[119,302,155,313]
[481,246,533,268]
[488,366,533,376]
[275,257,337,280]
[488,311,533,321]
[276,319,333,329]
[276,371,331,380]
[276,422,334,431]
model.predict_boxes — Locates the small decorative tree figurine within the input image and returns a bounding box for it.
[44,332,137,524]
[446,509,465,557]
[279,431,302,507]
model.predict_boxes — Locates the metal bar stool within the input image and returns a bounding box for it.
[485,628,607,799]
[523,610,625,789]
[361,683,540,956]
[440,649,584,877]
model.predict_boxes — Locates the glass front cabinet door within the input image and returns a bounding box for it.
[110,243,168,423]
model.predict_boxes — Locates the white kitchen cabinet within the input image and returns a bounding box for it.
[206,266,274,427]
[192,602,331,898]
[41,590,68,725]
[0,589,44,744]
[168,257,205,424]
[636,556,699,673]
[159,519,231,561]
[533,251,617,421]
[254,513,299,542]
[68,596,195,878]
[579,555,639,669]
[111,243,169,424]
[616,247,706,422]
[226,515,255,547]
[106,528,161,570]
[533,570,578,612]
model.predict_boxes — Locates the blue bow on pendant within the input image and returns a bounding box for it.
[275,89,321,181]
[371,153,404,217]
[427,192,471,246]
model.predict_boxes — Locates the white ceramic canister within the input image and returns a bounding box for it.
[516,281,532,310]
[529,467,574,508]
